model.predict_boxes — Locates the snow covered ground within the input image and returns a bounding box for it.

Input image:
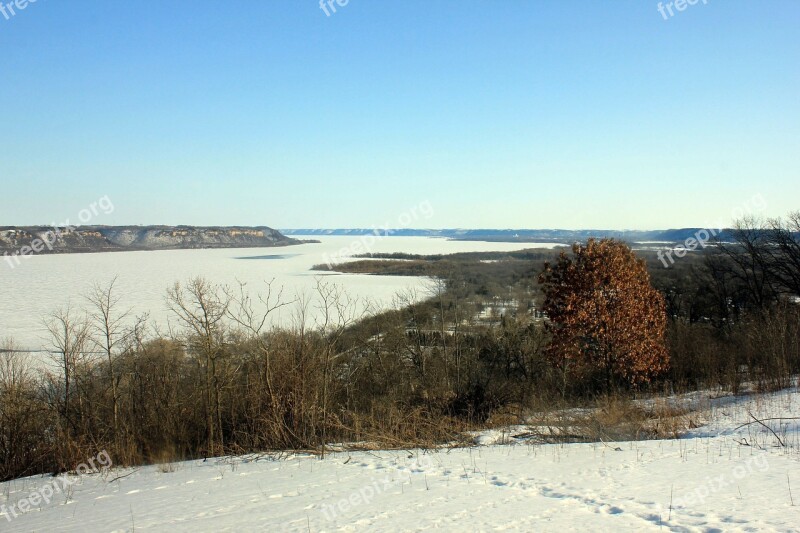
[2,388,799,532]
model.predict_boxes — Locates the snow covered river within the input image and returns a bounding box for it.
[1,236,555,349]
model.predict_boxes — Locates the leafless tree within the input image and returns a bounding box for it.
[44,307,90,431]
[44,307,90,470]
[713,216,777,311]
[767,212,800,297]
[226,279,295,447]
[86,277,131,448]
[313,278,359,458]
[166,278,230,456]
[0,339,47,481]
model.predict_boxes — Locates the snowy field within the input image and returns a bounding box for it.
[2,388,799,532]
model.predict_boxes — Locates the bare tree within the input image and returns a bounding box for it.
[710,212,800,313]
[313,278,360,458]
[767,212,800,297]
[226,279,295,447]
[44,307,90,469]
[86,277,131,448]
[713,216,777,311]
[0,339,47,481]
[44,307,90,431]
[166,278,230,456]
[428,278,451,390]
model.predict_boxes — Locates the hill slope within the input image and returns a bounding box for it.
[2,388,798,531]
[0,226,305,255]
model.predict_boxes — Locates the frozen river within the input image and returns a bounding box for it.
[0,236,556,349]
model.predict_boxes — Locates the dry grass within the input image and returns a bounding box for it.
[152,448,179,474]
[510,394,701,445]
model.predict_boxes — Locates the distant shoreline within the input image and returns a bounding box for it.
[0,225,318,262]
[1,240,317,256]
[281,228,739,244]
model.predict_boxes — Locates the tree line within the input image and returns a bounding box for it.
[1,213,798,482]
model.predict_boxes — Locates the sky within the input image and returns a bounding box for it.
[0,0,798,230]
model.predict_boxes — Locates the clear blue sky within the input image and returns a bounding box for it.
[1,1,797,229]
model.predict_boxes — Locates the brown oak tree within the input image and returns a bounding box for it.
[538,239,668,389]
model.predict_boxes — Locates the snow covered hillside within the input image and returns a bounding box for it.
[3,388,799,532]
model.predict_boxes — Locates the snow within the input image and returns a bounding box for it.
[0,236,549,349]
[2,389,799,532]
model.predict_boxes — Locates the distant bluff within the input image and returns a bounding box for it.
[0,225,307,255]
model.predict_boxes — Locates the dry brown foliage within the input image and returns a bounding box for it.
[539,239,669,389]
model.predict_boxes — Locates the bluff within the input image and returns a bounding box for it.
[0,225,306,255]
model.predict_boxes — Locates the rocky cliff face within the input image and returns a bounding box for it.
[0,225,304,255]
